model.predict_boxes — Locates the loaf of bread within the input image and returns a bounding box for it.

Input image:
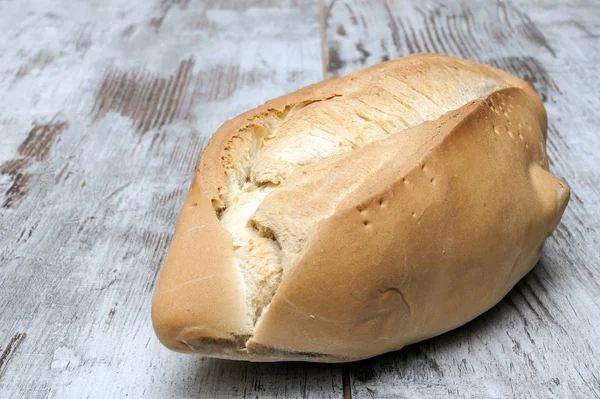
[151,54,569,362]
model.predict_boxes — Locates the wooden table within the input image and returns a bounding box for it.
[1,0,598,397]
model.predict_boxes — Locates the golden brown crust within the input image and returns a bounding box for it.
[151,54,569,362]
[198,53,543,206]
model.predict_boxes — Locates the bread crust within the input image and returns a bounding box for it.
[151,54,569,362]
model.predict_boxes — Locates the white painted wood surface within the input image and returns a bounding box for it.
[0,0,598,398]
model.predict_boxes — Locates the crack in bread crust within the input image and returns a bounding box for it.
[218,97,342,329]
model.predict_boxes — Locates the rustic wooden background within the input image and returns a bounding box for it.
[0,0,598,397]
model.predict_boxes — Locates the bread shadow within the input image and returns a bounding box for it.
[191,357,340,398]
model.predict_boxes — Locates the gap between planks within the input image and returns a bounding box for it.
[319,0,329,80]
[320,2,352,397]
[342,364,352,399]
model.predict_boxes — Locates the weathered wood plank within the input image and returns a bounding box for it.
[325,0,600,397]
[0,1,341,398]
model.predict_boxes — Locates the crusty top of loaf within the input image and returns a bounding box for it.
[151,54,568,361]
[199,54,539,208]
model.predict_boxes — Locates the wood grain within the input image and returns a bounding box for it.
[1,121,68,208]
[92,59,195,135]
[324,0,600,397]
[0,0,338,398]
[0,333,27,381]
